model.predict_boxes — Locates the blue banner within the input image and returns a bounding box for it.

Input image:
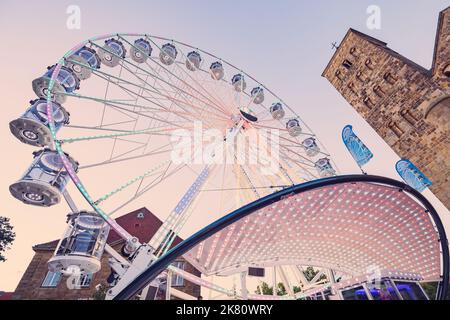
[342,125,373,167]
[396,159,432,192]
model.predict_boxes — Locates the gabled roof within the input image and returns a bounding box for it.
[33,207,182,251]
[431,6,450,74]
[322,27,430,77]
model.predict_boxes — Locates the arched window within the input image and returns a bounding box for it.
[335,70,343,80]
[363,96,374,109]
[348,82,356,94]
[443,65,450,78]
[342,59,353,69]
[400,109,419,125]
[383,72,398,85]
[388,121,404,138]
[356,71,366,82]
[365,58,374,70]
[349,47,358,57]
[373,85,385,97]
[425,96,450,131]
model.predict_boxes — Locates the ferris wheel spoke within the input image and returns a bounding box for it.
[258,130,316,167]
[94,160,171,206]
[93,66,228,129]
[65,88,192,130]
[140,36,232,116]
[108,162,187,217]
[118,60,213,117]
[139,61,231,122]
[90,40,230,119]
[58,124,190,145]
[78,142,175,170]
[252,122,315,137]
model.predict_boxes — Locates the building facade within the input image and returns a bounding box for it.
[323,7,450,209]
[13,207,201,300]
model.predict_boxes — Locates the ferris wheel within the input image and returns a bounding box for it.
[8,33,339,299]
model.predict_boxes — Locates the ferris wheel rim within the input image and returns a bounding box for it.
[45,32,339,243]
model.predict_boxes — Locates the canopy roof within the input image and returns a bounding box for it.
[184,181,441,280]
[115,175,449,300]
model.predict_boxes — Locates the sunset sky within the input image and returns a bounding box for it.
[0,0,449,292]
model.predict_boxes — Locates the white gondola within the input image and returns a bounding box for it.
[9,149,78,207]
[186,51,202,71]
[159,43,178,66]
[210,61,224,80]
[286,119,302,137]
[270,102,285,120]
[66,46,101,80]
[315,158,336,178]
[130,38,152,64]
[231,74,246,92]
[251,87,265,104]
[9,99,69,147]
[302,137,321,157]
[98,39,126,68]
[48,211,110,274]
[32,65,80,104]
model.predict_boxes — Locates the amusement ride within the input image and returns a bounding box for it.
[8,33,448,300]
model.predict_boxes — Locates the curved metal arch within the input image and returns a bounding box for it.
[114,174,449,300]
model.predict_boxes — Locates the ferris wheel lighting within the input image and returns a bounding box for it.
[186,51,202,71]
[159,43,178,66]
[250,87,265,105]
[286,118,302,137]
[32,65,80,104]
[130,38,152,64]
[48,211,110,275]
[231,73,246,92]
[9,98,70,147]
[98,39,127,67]
[210,61,224,80]
[9,149,78,207]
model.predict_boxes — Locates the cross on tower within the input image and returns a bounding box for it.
[331,42,339,50]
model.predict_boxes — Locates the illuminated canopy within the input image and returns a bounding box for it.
[184,181,441,279]
[115,175,449,300]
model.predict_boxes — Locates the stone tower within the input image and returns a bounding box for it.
[322,7,450,209]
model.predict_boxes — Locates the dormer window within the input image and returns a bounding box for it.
[349,47,358,57]
[365,58,374,70]
[444,64,450,78]
[373,85,385,97]
[383,72,398,85]
[363,96,374,109]
[342,59,353,69]
[388,121,404,138]
[400,109,419,125]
